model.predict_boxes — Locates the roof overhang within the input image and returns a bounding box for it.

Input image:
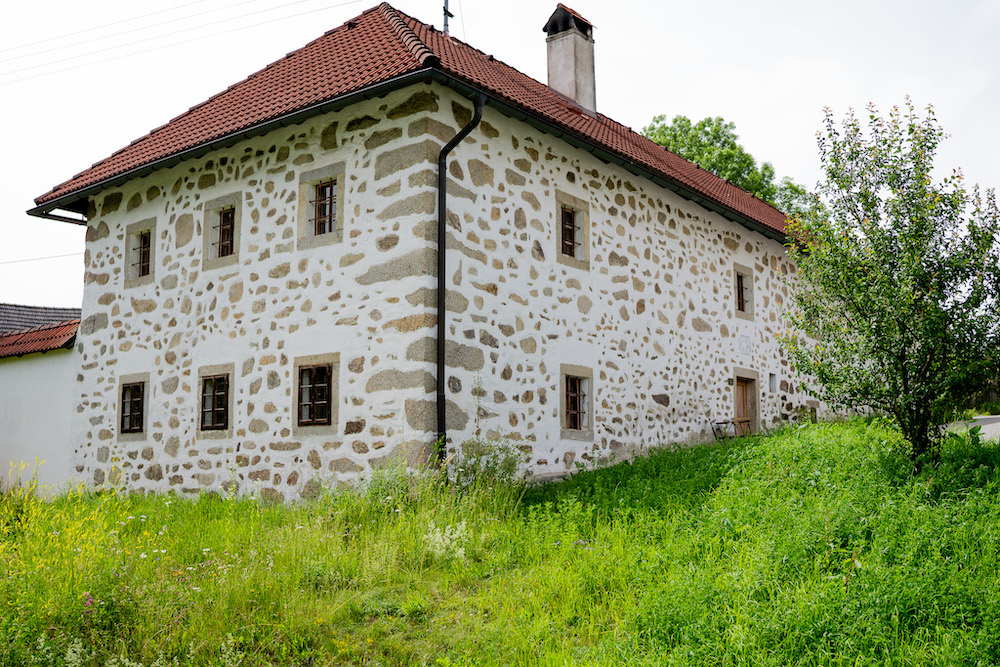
[28,67,786,243]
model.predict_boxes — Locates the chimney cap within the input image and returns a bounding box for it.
[543,4,594,38]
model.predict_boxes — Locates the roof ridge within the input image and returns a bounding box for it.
[378,2,439,68]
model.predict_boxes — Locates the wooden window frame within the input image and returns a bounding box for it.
[734,263,754,321]
[564,375,585,430]
[560,363,594,441]
[124,218,156,288]
[560,206,578,258]
[292,353,340,436]
[200,374,230,431]
[135,230,151,278]
[216,207,235,258]
[202,193,241,271]
[297,163,345,251]
[555,190,590,270]
[311,179,337,237]
[120,382,144,434]
[297,363,333,426]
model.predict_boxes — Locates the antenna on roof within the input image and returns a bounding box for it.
[443,0,454,34]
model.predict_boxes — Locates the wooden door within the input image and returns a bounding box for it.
[735,378,749,435]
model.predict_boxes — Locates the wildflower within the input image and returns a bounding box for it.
[140,553,147,559]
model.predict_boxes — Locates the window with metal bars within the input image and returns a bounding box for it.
[200,374,229,430]
[120,382,144,433]
[560,206,579,257]
[134,230,151,278]
[565,375,586,430]
[298,364,332,426]
[216,207,235,258]
[310,179,337,236]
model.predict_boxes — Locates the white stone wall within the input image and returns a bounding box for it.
[73,81,819,499]
[426,87,817,477]
[74,87,469,501]
[0,349,81,492]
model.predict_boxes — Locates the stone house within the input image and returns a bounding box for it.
[28,3,815,500]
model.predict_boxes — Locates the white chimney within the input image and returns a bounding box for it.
[543,4,596,113]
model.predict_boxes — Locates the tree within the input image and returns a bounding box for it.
[783,100,1000,466]
[642,114,816,218]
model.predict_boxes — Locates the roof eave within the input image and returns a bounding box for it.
[27,67,443,224]
[28,66,787,243]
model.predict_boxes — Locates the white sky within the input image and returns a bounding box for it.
[2,0,998,307]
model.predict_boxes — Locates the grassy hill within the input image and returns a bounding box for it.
[4,420,1000,666]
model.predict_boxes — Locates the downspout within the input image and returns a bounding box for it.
[436,93,486,461]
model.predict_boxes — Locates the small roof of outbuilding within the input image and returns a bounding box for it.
[30,2,788,238]
[0,319,79,360]
[0,303,82,335]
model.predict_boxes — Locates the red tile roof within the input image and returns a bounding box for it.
[0,319,79,360]
[32,3,787,236]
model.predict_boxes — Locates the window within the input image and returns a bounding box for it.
[565,375,585,430]
[135,231,151,277]
[733,263,754,321]
[202,193,241,270]
[200,374,229,431]
[555,190,589,270]
[120,382,144,434]
[216,207,235,258]
[561,206,579,257]
[292,353,340,436]
[117,372,149,441]
[560,363,594,440]
[311,180,337,236]
[297,162,345,250]
[298,364,332,426]
[124,218,156,288]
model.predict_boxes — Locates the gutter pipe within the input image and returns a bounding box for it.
[436,93,485,461]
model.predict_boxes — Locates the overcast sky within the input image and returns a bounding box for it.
[3,0,998,307]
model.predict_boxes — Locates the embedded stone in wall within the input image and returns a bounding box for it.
[365,127,402,150]
[468,159,494,187]
[386,90,438,119]
[692,317,712,332]
[383,313,435,333]
[377,191,435,221]
[404,286,469,313]
[320,121,338,150]
[405,399,468,432]
[366,369,436,394]
[175,214,194,248]
[405,337,484,372]
[81,313,108,334]
[357,248,435,284]
[330,458,363,473]
[131,297,156,314]
[346,115,379,131]
[86,221,110,242]
[101,193,122,215]
[374,140,438,180]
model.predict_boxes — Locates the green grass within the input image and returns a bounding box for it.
[5,420,1000,665]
